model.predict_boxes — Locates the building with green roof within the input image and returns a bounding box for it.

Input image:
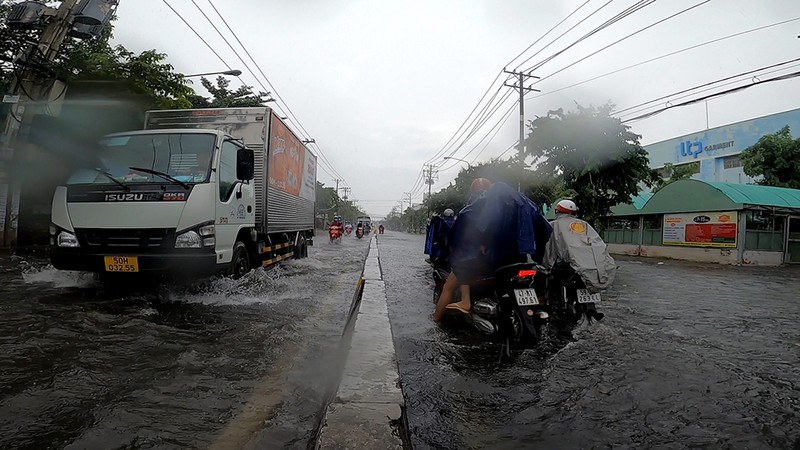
[598,179,800,265]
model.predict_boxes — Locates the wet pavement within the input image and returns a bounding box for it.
[0,235,370,449]
[378,232,800,450]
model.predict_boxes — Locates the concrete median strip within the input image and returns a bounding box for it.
[316,236,407,449]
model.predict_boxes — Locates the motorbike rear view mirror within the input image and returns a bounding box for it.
[236,148,255,180]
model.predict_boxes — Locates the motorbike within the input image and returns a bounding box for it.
[329,225,343,244]
[433,261,550,353]
[344,226,353,236]
[543,263,604,327]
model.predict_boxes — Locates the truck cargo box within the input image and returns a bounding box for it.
[145,108,317,235]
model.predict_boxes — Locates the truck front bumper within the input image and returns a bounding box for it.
[50,248,220,277]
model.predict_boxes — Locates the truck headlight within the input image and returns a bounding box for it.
[175,230,202,248]
[57,231,80,248]
[199,224,215,236]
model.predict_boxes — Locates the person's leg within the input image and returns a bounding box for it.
[447,284,471,313]
[433,272,459,321]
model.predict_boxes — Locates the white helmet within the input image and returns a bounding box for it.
[443,208,455,217]
[556,199,578,214]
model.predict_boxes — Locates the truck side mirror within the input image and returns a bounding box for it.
[236,148,255,180]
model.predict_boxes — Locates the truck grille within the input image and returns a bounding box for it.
[76,228,175,252]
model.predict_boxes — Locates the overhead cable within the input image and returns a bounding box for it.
[203,0,348,184]
[529,17,800,101]
[622,70,800,123]
[531,0,713,83]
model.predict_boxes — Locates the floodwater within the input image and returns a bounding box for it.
[379,232,800,450]
[0,235,370,449]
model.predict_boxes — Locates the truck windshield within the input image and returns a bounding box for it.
[66,133,216,186]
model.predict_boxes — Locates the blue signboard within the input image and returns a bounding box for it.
[645,107,800,170]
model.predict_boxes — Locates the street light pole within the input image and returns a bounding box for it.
[443,156,473,169]
[183,69,243,78]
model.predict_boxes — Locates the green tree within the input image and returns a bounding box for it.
[315,181,366,226]
[741,125,800,189]
[190,76,271,108]
[524,104,658,226]
[652,162,698,192]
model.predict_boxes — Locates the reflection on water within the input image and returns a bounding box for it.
[379,233,800,450]
[0,237,367,449]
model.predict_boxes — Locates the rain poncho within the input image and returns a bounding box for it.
[544,214,616,292]
[424,215,455,258]
[449,182,552,270]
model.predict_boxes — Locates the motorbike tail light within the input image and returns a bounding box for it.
[517,269,537,278]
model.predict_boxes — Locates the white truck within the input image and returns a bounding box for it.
[50,107,316,278]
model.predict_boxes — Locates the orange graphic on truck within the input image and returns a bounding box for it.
[268,114,304,197]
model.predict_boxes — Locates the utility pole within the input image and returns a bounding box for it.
[504,68,540,190]
[423,163,438,217]
[2,0,81,247]
[341,187,351,201]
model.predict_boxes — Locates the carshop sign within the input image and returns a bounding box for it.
[663,212,738,248]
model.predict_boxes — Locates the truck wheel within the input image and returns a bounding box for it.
[231,241,251,279]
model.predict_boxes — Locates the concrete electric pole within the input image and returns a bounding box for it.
[503,68,540,190]
[423,163,438,215]
[2,0,82,247]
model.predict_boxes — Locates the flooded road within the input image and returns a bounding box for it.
[0,235,370,449]
[379,232,800,450]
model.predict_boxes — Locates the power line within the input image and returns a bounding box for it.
[203,0,348,184]
[530,0,713,84]
[164,0,348,188]
[622,70,800,123]
[529,17,800,101]
[619,62,800,121]
[615,56,800,118]
[527,0,658,72]
[514,0,617,71]
[508,0,594,70]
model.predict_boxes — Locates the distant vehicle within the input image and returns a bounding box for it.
[50,107,317,279]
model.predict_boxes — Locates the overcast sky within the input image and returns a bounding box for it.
[112,0,800,218]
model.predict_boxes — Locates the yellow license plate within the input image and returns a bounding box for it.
[104,256,139,272]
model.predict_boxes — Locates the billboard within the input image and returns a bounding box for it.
[268,113,316,202]
[663,212,738,248]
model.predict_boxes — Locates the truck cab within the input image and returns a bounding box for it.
[50,129,257,277]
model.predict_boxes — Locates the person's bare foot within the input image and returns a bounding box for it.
[445,302,471,314]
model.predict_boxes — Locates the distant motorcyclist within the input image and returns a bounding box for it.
[329,215,344,240]
[544,200,615,320]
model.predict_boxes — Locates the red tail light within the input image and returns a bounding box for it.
[517,269,537,278]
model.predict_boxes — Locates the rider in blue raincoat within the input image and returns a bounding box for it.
[433,180,552,320]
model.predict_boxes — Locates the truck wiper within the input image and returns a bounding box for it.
[128,167,191,189]
[91,168,129,191]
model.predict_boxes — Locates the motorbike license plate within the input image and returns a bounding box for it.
[104,256,139,273]
[577,289,601,303]
[514,288,539,306]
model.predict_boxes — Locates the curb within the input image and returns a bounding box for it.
[315,235,407,449]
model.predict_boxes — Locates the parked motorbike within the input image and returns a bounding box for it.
[544,263,604,326]
[433,261,550,352]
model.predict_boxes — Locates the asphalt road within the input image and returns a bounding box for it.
[378,231,800,450]
[0,234,370,450]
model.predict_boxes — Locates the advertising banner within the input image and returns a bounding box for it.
[662,211,738,248]
[268,113,305,197]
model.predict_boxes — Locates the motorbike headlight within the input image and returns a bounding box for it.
[175,230,202,248]
[57,231,80,248]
